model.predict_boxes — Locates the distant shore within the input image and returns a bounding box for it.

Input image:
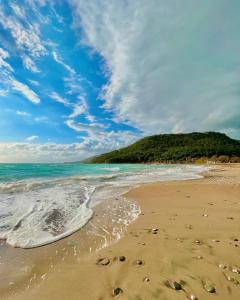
[1,164,240,299]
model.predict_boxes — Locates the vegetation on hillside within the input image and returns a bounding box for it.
[90,132,240,163]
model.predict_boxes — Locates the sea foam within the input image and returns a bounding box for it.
[0,164,207,248]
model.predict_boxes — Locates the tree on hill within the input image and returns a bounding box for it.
[90,132,240,163]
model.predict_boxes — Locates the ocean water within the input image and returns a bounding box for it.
[0,163,206,249]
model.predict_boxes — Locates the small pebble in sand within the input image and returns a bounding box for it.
[152,228,158,234]
[202,214,208,217]
[203,282,216,293]
[97,257,110,266]
[41,274,47,280]
[176,238,183,243]
[233,238,239,242]
[135,260,145,266]
[194,240,202,245]
[227,217,234,220]
[226,275,235,282]
[218,263,227,269]
[143,277,150,283]
[140,242,146,246]
[212,239,220,243]
[168,280,182,290]
[196,255,203,259]
[224,273,239,285]
[231,267,240,274]
[188,295,198,300]
[117,256,126,262]
[113,287,123,297]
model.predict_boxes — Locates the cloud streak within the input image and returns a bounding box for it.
[65,119,141,152]
[49,92,70,106]
[11,79,40,104]
[0,6,47,57]
[22,55,39,72]
[25,135,39,142]
[17,111,31,116]
[0,142,90,163]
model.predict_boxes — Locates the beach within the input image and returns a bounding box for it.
[1,164,240,299]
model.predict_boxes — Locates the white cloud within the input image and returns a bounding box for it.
[52,50,87,98]
[0,47,13,97]
[0,47,13,72]
[0,47,41,103]
[0,57,13,72]
[22,55,39,72]
[70,0,240,137]
[69,96,88,118]
[28,79,39,86]
[52,51,75,75]
[0,6,47,57]
[69,103,86,118]
[65,119,102,133]
[10,4,26,19]
[50,92,94,122]
[0,89,9,96]
[25,135,39,142]
[16,111,31,116]
[85,114,96,122]
[50,92,70,106]
[25,0,50,24]
[65,119,141,152]
[0,47,9,59]
[0,142,94,163]
[11,79,40,104]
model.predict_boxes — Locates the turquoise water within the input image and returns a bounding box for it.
[0,163,206,249]
[0,163,165,182]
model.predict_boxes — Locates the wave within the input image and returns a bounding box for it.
[99,167,121,172]
[0,183,94,248]
[0,164,208,248]
[0,173,120,194]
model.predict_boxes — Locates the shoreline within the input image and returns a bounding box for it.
[1,164,240,299]
[0,164,205,249]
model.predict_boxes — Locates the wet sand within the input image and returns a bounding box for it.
[1,164,240,299]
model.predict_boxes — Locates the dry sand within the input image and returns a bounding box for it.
[1,164,240,300]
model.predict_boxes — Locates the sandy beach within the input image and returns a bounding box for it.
[1,164,240,300]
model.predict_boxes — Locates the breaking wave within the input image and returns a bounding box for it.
[0,164,207,248]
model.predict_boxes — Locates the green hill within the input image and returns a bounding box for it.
[91,132,240,163]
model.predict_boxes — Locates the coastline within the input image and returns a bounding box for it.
[1,164,240,299]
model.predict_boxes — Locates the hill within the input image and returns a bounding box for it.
[90,132,240,163]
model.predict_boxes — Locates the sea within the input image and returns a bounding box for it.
[0,163,207,249]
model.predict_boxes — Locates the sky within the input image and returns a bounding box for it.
[0,0,239,162]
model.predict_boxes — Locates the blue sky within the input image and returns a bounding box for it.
[0,0,240,162]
